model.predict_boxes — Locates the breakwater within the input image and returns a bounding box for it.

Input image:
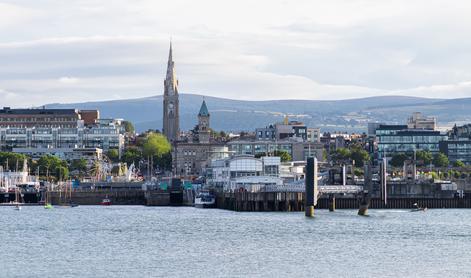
[216,192,471,211]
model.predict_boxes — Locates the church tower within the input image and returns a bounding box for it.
[163,42,180,142]
[197,100,210,144]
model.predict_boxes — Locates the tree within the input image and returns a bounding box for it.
[354,168,364,177]
[155,152,172,171]
[416,150,433,166]
[122,121,135,133]
[122,147,142,166]
[37,154,68,180]
[0,152,29,171]
[55,166,69,181]
[390,153,409,168]
[274,150,292,162]
[255,151,291,162]
[107,149,119,163]
[70,158,88,177]
[433,153,449,168]
[142,133,171,157]
[350,147,370,167]
[453,160,465,168]
[334,148,351,161]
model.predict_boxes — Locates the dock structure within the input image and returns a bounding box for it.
[215,192,471,211]
[215,157,471,212]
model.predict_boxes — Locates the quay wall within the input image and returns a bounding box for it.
[216,192,471,212]
[50,190,145,205]
[145,189,194,206]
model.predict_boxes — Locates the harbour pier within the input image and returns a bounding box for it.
[215,192,471,211]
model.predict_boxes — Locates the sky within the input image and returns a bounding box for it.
[1,0,471,107]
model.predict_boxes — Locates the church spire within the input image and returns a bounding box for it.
[163,41,180,142]
[168,40,173,65]
[165,41,178,96]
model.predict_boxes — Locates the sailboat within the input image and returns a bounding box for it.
[44,184,53,209]
[13,186,23,210]
[56,180,79,208]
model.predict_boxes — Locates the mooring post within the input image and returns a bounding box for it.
[358,162,371,215]
[328,194,336,212]
[358,191,369,216]
[305,157,315,217]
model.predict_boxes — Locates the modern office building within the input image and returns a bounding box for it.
[439,124,471,165]
[376,125,446,159]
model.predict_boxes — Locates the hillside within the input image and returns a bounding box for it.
[45,94,471,132]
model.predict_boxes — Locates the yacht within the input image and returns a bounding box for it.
[194,191,216,208]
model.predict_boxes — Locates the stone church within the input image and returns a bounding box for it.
[162,43,228,177]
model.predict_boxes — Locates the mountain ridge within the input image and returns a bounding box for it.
[44,94,470,132]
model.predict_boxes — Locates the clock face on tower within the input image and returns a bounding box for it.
[168,102,174,115]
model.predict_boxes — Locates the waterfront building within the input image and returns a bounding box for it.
[162,42,180,142]
[439,124,471,165]
[255,117,307,141]
[0,107,81,128]
[13,147,102,166]
[375,124,446,159]
[407,112,436,130]
[0,108,125,155]
[206,155,283,191]
[173,101,229,177]
[227,139,324,161]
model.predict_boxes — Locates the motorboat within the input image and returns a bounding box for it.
[410,203,427,212]
[194,191,216,208]
[101,197,112,206]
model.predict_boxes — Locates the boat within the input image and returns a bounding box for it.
[13,187,23,211]
[56,180,79,208]
[44,185,53,209]
[101,196,112,206]
[194,191,216,208]
[410,203,427,212]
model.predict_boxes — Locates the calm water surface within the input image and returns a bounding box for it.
[1,206,470,278]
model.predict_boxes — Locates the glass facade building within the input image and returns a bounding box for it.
[376,125,446,159]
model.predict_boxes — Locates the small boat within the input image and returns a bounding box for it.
[101,198,112,206]
[13,187,23,211]
[410,203,427,212]
[194,191,216,208]
[44,203,53,209]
